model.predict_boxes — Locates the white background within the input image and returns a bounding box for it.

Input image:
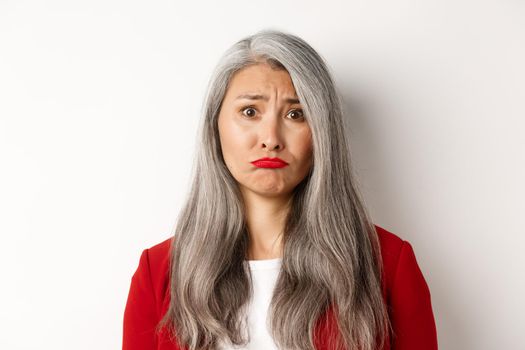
[1,0,524,349]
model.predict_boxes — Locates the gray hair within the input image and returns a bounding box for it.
[158,28,391,350]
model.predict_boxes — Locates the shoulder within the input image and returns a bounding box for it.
[146,236,173,268]
[124,237,174,341]
[373,224,411,294]
[144,236,173,281]
[145,227,413,275]
[139,227,422,310]
[144,227,410,283]
[374,223,406,262]
[374,223,405,252]
[373,224,432,305]
[373,225,437,347]
[139,236,174,316]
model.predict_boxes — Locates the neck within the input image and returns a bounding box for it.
[241,188,292,260]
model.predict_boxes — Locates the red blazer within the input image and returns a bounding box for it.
[123,225,438,350]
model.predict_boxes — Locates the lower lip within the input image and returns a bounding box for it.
[251,160,288,169]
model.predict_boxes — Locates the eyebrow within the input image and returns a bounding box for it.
[235,93,300,104]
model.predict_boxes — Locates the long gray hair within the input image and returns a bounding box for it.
[157,29,392,350]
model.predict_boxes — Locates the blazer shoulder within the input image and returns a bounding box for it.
[373,225,438,348]
[374,223,406,257]
[142,236,173,316]
[374,225,405,254]
[373,224,408,292]
[145,236,173,281]
[147,236,173,265]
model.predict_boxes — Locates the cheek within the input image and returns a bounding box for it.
[297,129,313,158]
[218,120,253,168]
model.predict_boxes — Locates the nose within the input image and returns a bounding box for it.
[260,113,284,151]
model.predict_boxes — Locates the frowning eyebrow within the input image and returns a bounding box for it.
[235,93,300,104]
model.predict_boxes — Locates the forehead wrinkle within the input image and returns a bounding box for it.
[235,93,300,104]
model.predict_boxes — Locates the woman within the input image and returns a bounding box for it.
[123,29,438,350]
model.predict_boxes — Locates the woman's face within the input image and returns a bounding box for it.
[217,63,313,199]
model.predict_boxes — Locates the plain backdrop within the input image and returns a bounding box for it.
[1,0,524,349]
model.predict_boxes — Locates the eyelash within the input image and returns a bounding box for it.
[239,106,305,120]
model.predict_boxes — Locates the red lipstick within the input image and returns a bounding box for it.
[251,157,289,169]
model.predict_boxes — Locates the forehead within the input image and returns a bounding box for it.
[225,63,297,97]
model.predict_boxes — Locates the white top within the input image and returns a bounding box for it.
[217,257,282,350]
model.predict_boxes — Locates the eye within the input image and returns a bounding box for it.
[287,109,304,120]
[240,106,257,118]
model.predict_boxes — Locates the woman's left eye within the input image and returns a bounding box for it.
[287,109,304,120]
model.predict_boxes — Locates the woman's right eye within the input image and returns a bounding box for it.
[240,107,257,118]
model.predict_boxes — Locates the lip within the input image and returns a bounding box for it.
[251,157,289,169]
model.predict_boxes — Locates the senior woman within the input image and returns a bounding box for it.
[123,29,438,350]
